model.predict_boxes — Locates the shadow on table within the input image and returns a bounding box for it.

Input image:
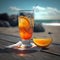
[0,48,38,54]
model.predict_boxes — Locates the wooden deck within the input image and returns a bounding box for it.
[0,27,60,60]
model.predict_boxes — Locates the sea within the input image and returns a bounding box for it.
[35,20,60,26]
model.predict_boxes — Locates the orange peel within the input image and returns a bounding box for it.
[33,38,52,48]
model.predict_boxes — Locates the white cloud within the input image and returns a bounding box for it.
[8,6,60,19]
[9,6,21,11]
[33,5,60,20]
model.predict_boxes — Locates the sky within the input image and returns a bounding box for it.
[0,0,60,20]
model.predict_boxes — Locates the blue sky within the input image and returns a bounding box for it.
[0,0,60,19]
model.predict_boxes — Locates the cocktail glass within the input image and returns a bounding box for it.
[18,10,34,50]
[6,10,36,50]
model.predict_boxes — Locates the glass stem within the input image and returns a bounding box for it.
[21,39,32,48]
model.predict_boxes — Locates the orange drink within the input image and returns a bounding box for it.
[18,16,33,40]
[18,10,34,48]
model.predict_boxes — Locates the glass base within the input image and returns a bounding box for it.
[5,41,36,50]
[20,43,32,48]
[16,43,36,50]
[20,40,32,48]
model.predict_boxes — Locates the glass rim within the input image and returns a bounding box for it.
[18,10,34,17]
[19,10,34,14]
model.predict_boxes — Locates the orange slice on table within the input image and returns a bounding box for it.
[18,16,30,28]
[33,38,52,48]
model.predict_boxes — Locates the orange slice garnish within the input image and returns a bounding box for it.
[18,16,30,28]
[33,38,52,48]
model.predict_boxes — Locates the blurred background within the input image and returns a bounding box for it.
[0,0,60,32]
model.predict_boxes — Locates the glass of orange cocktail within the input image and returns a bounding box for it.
[18,10,34,49]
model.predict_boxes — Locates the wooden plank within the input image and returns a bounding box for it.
[0,33,60,60]
[0,33,20,43]
[0,39,25,60]
[41,44,60,56]
[20,47,60,60]
[0,33,60,56]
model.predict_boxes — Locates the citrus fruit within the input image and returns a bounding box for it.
[18,16,30,28]
[33,38,52,48]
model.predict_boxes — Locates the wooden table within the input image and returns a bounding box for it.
[0,33,60,60]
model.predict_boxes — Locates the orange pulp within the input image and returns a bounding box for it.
[33,38,52,48]
[18,16,33,40]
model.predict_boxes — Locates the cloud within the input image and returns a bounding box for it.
[9,6,21,11]
[8,6,60,19]
[33,5,60,20]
